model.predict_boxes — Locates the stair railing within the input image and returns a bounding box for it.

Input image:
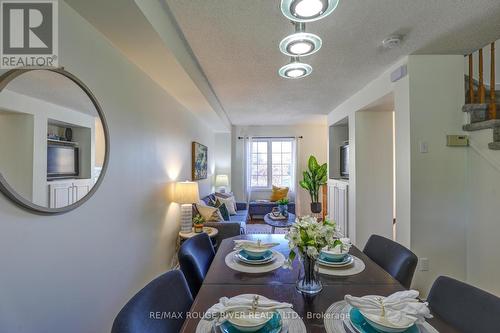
[490,42,496,119]
[479,48,486,103]
[468,54,474,104]
[468,42,497,119]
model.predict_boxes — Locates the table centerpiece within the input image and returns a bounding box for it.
[284,216,338,295]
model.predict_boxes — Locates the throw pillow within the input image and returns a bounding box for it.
[215,192,237,210]
[207,198,230,221]
[270,186,289,202]
[215,195,237,215]
[215,191,233,198]
[216,201,230,221]
[195,204,224,222]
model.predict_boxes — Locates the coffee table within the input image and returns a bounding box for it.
[263,213,296,233]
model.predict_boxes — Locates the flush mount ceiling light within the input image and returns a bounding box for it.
[279,58,313,79]
[281,0,339,22]
[382,35,403,49]
[280,31,322,57]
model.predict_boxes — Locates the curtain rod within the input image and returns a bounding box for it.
[237,136,303,140]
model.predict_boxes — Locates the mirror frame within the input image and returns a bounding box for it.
[0,67,110,215]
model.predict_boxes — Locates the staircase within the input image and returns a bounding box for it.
[463,42,499,150]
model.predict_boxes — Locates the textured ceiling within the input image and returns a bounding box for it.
[65,0,231,132]
[5,70,96,116]
[166,0,500,125]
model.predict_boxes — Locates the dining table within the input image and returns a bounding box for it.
[179,234,459,333]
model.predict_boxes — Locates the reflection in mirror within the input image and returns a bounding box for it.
[0,70,106,209]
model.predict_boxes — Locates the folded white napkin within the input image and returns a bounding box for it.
[204,294,292,323]
[345,290,432,327]
[234,240,280,251]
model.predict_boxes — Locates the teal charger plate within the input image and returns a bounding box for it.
[319,253,351,264]
[349,308,419,333]
[219,311,282,333]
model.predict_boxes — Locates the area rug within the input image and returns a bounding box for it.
[245,223,287,234]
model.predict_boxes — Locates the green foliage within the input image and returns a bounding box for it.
[277,198,289,205]
[333,239,343,248]
[299,155,328,203]
[192,214,205,225]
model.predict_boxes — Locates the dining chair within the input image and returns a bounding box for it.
[363,234,418,289]
[427,276,500,333]
[111,270,193,333]
[178,232,216,297]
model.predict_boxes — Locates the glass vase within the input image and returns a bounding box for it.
[296,254,322,295]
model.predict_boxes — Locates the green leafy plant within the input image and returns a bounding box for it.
[276,198,289,205]
[299,155,327,203]
[192,214,205,226]
[284,216,336,267]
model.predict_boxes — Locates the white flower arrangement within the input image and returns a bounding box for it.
[323,237,352,254]
[284,216,338,268]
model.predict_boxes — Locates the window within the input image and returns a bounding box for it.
[250,139,294,189]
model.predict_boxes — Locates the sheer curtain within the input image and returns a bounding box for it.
[243,136,253,207]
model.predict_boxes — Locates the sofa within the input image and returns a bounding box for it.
[248,201,296,220]
[198,194,247,245]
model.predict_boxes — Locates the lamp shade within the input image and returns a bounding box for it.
[174,181,200,204]
[215,174,229,187]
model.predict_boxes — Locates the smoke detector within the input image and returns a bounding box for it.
[382,35,403,49]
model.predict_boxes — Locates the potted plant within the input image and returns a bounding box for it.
[285,216,336,295]
[192,214,205,233]
[299,155,328,214]
[276,197,289,216]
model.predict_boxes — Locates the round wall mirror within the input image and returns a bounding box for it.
[0,68,109,214]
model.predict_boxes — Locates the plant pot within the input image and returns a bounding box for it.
[278,204,288,216]
[310,202,322,214]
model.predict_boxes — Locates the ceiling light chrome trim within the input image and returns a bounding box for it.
[281,0,339,22]
[278,59,313,79]
[279,32,322,57]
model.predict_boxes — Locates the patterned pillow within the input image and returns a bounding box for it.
[194,204,224,222]
[206,198,230,221]
[216,201,230,221]
[215,194,237,215]
[215,192,237,209]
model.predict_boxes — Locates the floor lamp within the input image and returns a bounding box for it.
[175,181,200,233]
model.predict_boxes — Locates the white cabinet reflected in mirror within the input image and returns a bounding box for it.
[0,68,109,214]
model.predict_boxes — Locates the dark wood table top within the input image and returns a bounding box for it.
[180,235,459,333]
[204,234,400,286]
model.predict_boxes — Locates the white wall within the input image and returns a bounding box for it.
[466,126,500,296]
[407,56,467,295]
[214,132,232,192]
[355,111,394,247]
[327,55,469,295]
[328,58,409,246]
[0,111,34,199]
[231,123,328,216]
[0,2,218,333]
